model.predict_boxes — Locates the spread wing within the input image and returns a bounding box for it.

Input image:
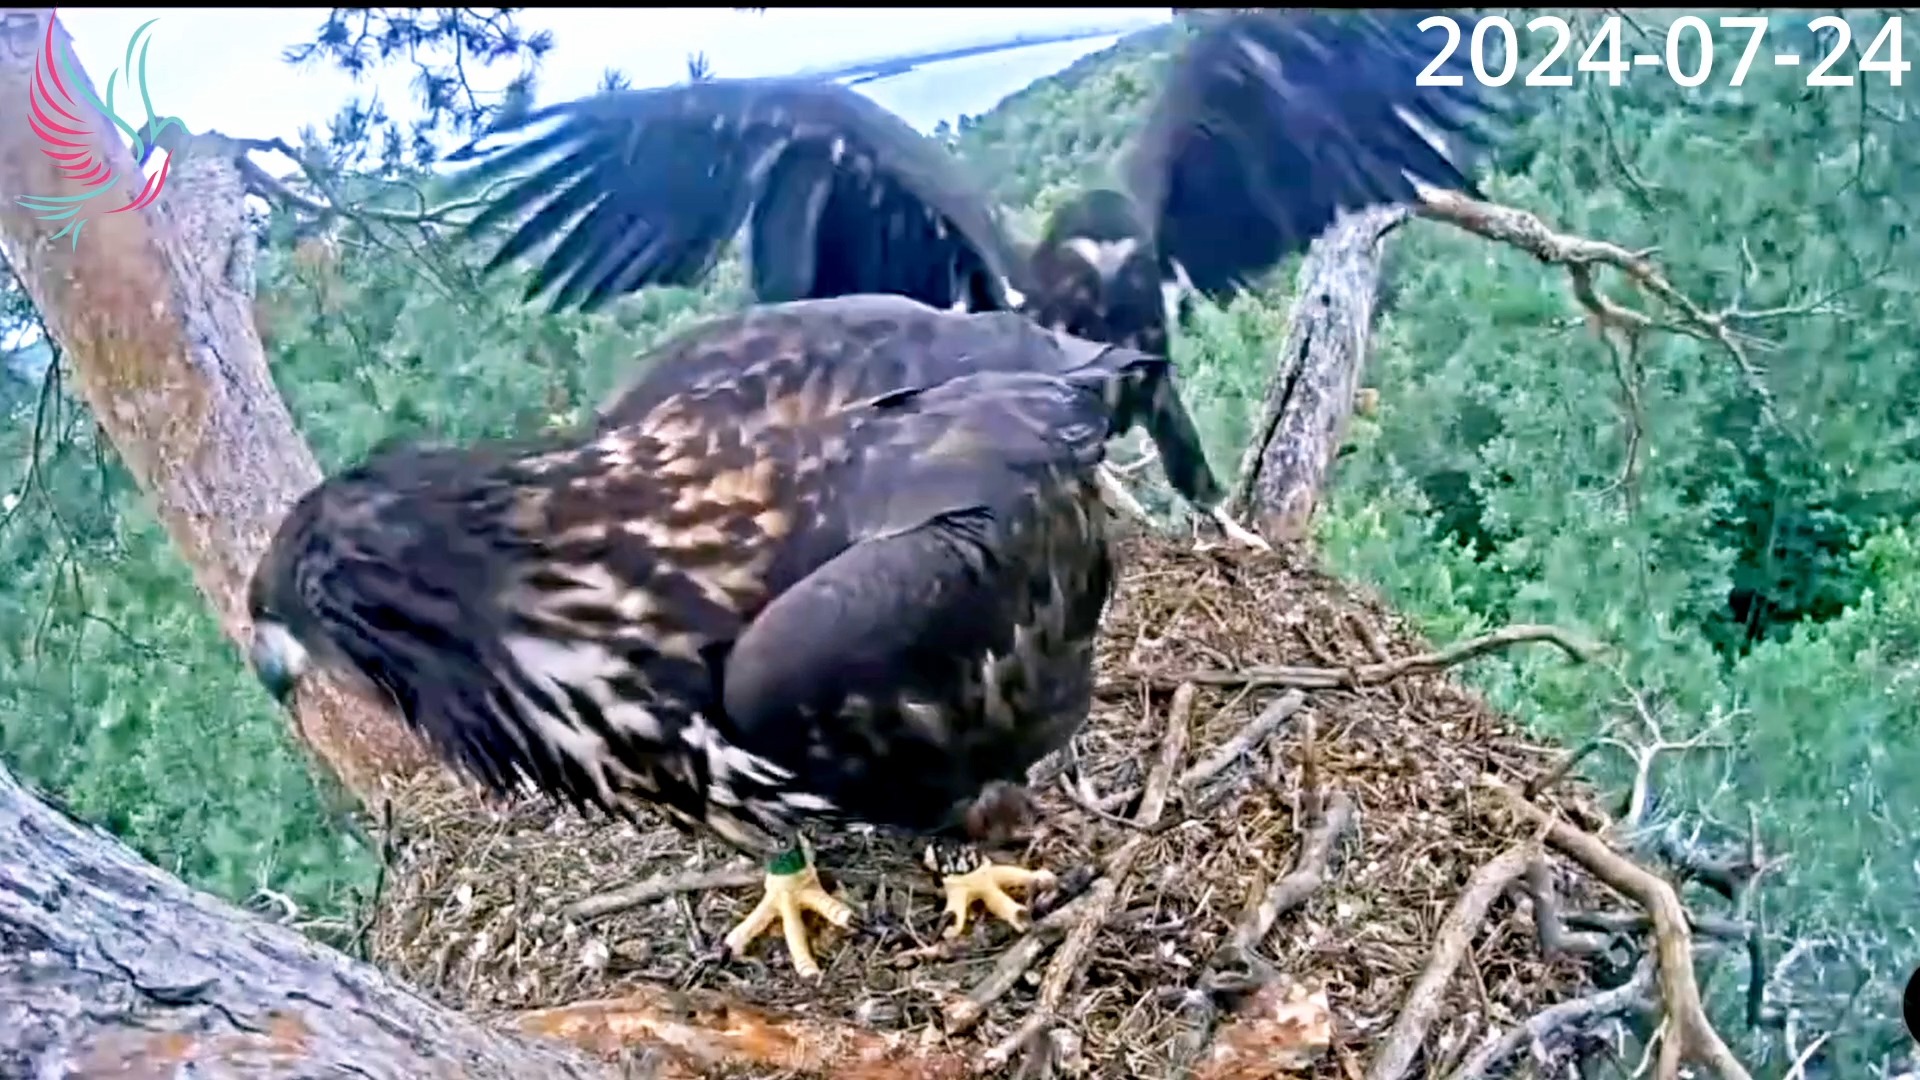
[1125,9,1503,299]
[448,79,1028,314]
[594,294,1227,512]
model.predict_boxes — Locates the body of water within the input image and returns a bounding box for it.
[852,34,1126,132]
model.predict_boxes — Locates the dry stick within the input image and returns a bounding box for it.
[1526,737,1607,799]
[1415,188,1816,436]
[939,892,1096,1031]
[1156,624,1603,691]
[563,867,761,922]
[1516,858,1613,958]
[1446,958,1657,1080]
[1167,720,1350,1078]
[954,692,1302,1031]
[1366,842,1537,1080]
[1230,790,1356,952]
[1093,690,1306,813]
[975,684,1196,1072]
[1564,909,1752,943]
[1484,777,1753,1080]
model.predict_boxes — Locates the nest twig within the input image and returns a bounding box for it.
[1369,842,1539,1080]
[1448,957,1657,1079]
[979,684,1197,1073]
[1153,623,1602,691]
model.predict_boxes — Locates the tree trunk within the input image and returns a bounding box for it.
[1229,204,1407,541]
[0,8,434,803]
[0,759,975,1079]
[0,761,614,1078]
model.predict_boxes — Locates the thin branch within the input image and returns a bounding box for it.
[1151,624,1603,691]
[1230,790,1355,953]
[1367,842,1537,1080]
[976,684,1195,1073]
[1093,691,1306,814]
[1448,957,1656,1080]
[1483,778,1753,1080]
[562,866,760,922]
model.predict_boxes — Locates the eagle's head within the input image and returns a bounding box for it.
[1040,187,1147,250]
[245,442,522,710]
[247,471,395,708]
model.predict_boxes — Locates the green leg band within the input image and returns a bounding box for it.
[767,844,807,877]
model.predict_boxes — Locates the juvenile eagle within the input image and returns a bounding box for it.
[447,9,1497,545]
[248,296,1166,978]
[451,10,1496,337]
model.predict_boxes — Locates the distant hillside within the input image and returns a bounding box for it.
[805,24,1154,84]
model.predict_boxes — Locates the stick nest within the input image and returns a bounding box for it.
[366,533,1613,1076]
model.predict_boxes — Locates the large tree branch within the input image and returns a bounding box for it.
[0,761,608,1077]
[0,8,435,801]
[0,758,990,1078]
[1229,204,1406,539]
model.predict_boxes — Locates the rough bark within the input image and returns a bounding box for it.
[0,761,612,1079]
[1229,204,1407,541]
[0,8,434,803]
[0,760,977,1079]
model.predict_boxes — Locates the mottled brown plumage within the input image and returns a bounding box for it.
[593,295,1226,519]
[248,296,1152,973]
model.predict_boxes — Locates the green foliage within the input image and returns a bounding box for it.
[1310,10,1920,1068]
[2,8,1916,1068]
[282,8,550,171]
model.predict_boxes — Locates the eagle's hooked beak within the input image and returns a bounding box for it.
[248,619,310,706]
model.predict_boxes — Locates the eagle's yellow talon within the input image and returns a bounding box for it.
[721,856,854,979]
[940,860,1058,940]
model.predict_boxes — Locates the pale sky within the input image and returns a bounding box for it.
[55,8,1169,171]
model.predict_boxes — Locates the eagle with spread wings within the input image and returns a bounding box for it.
[251,298,1175,978]
[446,9,1500,549]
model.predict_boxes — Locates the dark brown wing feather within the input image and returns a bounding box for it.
[247,313,1143,854]
[1124,9,1503,300]
[447,79,1028,314]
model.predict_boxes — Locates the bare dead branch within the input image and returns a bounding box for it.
[936,889,1096,1032]
[1563,909,1752,944]
[1447,957,1656,1080]
[1367,842,1536,1080]
[1154,624,1603,691]
[1483,778,1753,1080]
[1515,858,1614,958]
[1416,188,1814,439]
[1093,691,1306,813]
[1526,737,1607,799]
[1230,790,1356,953]
[561,866,760,923]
